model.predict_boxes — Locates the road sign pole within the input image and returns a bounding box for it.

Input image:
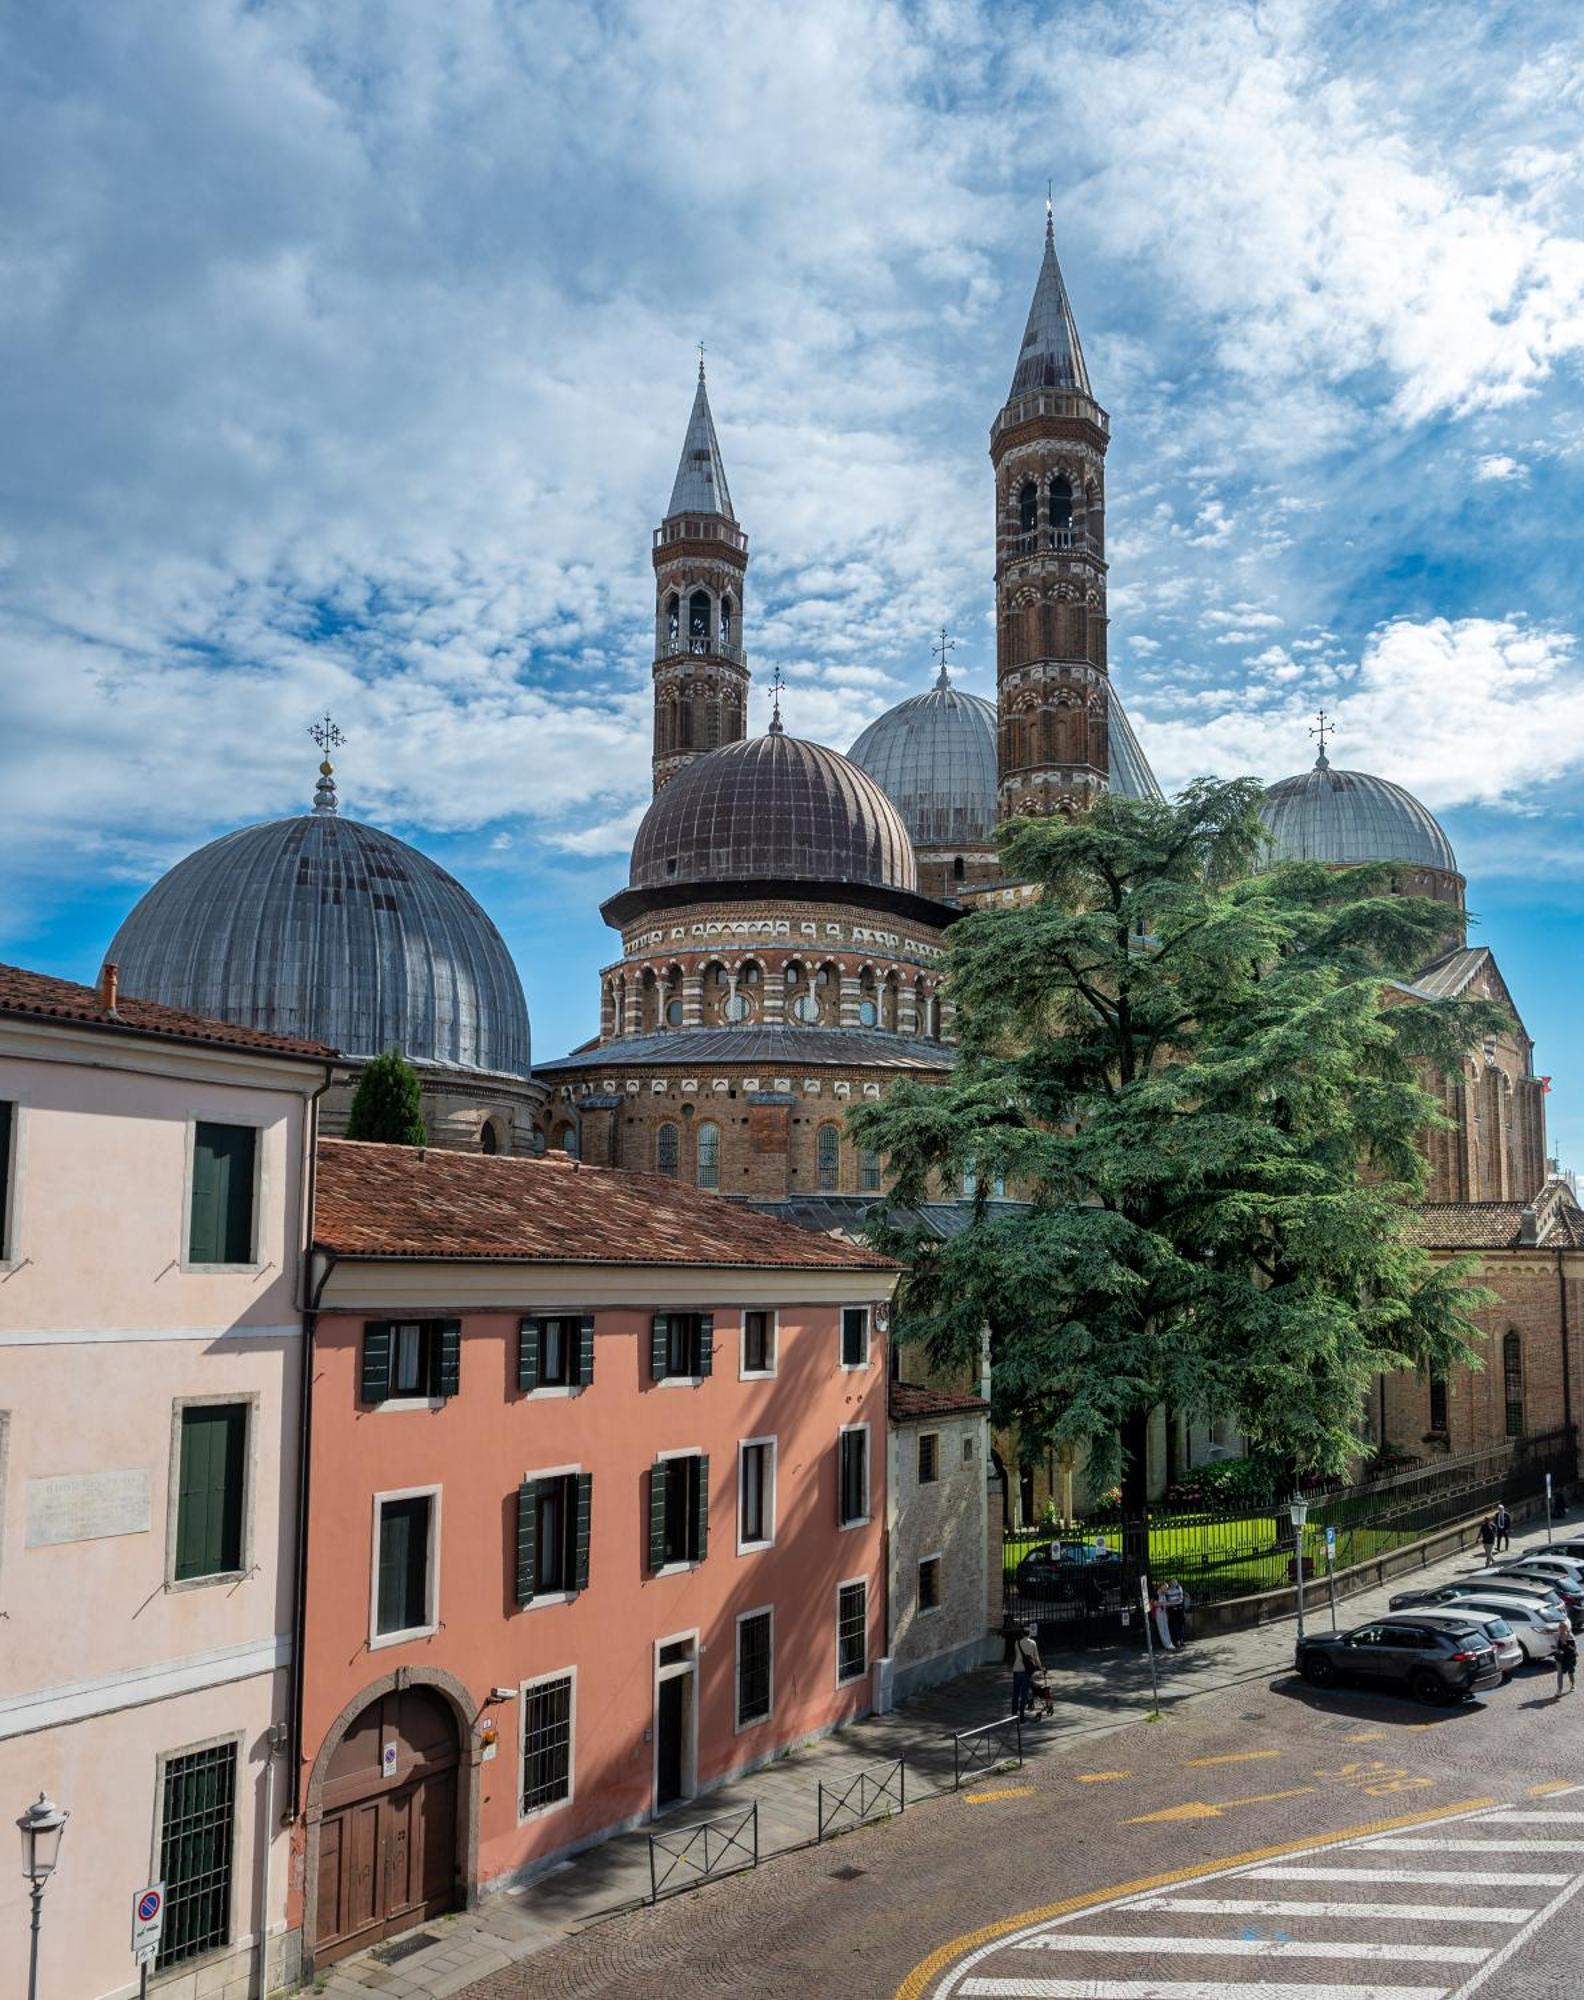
[1139,1574,1161,1713]
[1326,1524,1339,1632]
[1547,1472,1554,1546]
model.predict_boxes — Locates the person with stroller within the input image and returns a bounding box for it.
[1011,1623,1055,1719]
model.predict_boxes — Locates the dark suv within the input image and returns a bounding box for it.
[1296,1617,1503,1704]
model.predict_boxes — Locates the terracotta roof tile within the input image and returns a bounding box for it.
[0,961,335,1061]
[314,1139,900,1272]
[890,1381,989,1421]
[1405,1191,1584,1250]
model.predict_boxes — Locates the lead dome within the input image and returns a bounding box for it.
[108,809,532,1077]
[1260,759,1458,876]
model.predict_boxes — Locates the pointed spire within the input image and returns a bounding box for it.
[666,353,735,521]
[1008,203,1092,400]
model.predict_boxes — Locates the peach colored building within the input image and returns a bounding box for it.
[295,1140,898,1972]
[0,965,330,2000]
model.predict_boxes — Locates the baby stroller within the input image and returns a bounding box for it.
[1029,1667,1056,1718]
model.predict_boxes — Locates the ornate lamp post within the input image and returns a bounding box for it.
[1289,1495,1311,1650]
[17,1793,68,2000]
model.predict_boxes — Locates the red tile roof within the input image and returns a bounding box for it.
[314,1139,900,1272]
[890,1382,989,1421]
[1405,1193,1584,1250]
[0,961,335,1061]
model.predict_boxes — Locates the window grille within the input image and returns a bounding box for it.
[738,1611,772,1726]
[917,1432,939,1485]
[657,1123,680,1175]
[698,1121,721,1190]
[1503,1331,1525,1438]
[157,1742,236,1968]
[522,1675,574,1813]
[816,1124,840,1191]
[837,1581,868,1683]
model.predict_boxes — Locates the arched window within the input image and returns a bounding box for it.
[553,1124,578,1159]
[689,589,711,647]
[479,1118,500,1155]
[657,1123,680,1176]
[962,1169,977,1198]
[1048,473,1072,544]
[953,855,965,882]
[666,593,680,644]
[531,1126,547,1155]
[859,1147,881,1193]
[665,997,684,1028]
[1018,481,1038,538]
[721,596,734,647]
[816,1124,840,1191]
[697,1121,721,1191]
[1503,1331,1525,1438]
[1428,1373,1448,1434]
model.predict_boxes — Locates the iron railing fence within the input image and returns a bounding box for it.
[951,1715,1024,1790]
[817,1758,906,1841]
[647,1801,759,1904]
[1005,1429,1577,1627]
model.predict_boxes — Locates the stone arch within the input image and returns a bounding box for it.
[301,1664,482,1974]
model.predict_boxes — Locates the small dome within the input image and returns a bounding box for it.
[108,813,532,1075]
[1260,761,1457,875]
[848,680,998,848]
[628,732,917,894]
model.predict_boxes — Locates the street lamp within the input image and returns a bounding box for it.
[17,1793,68,2000]
[1289,1495,1311,1650]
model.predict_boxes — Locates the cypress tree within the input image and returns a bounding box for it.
[345,1047,427,1146]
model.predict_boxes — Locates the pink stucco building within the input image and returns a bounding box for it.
[0,965,330,2000]
[294,1140,898,1972]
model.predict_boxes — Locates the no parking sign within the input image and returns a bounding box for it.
[132,1883,164,1965]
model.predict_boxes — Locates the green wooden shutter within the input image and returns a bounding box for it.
[697,1313,715,1378]
[574,1472,592,1590]
[577,1315,596,1387]
[189,1123,255,1264]
[651,1314,670,1381]
[692,1453,710,1563]
[0,1098,12,1258]
[648,1464,668,1571]
[515,1480,538,1605]
[518,1320,540,1394]
[360,1323,393,1404]
[436,1320,461,1398]
[174,1404,246,1580]
[187,1127,222,1264]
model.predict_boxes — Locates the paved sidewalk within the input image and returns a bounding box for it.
[307,1512,1567,1998]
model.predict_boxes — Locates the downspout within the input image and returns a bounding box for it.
[288,1073,335,1823]
[1560,1248,1574,1480]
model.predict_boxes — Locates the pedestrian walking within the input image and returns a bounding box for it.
[1158,1578,1190,1646]
[1494,1502,1512,1553]
[1011,1623,1043,1718]
[1556,1629,1578,1696]
[1479,1515,1497,1567]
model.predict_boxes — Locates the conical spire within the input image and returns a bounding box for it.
[1007,201,1092,400]
[665,350,735,520]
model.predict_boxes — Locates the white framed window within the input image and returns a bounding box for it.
[0,1094,22,1266]
[520,1667,576,1820]
[840,1305,871,1370]
[649,1447,709,1571]
[735,1606,774,1731]
[182,1116,264,1270]
[737,1437,777,1553]
[370,1485,441,1647]
[918,1552,943,1614]
[837,1424,869,1529]
[740,1308,778,1379]
[836,1576,868,1685]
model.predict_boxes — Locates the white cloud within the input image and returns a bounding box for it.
[1474,454,1530,482]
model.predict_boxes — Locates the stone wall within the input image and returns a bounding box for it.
[887,1407,997,1701]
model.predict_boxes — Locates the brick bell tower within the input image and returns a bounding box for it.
[651,353,750,792]
[992,205,1110,818]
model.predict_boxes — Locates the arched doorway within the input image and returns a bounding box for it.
[313,1686,462,1964]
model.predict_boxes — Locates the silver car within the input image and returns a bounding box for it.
[1441,1593,1564,1660]
[1406,1606,1524,1680]
[1392,1576,1566,1620]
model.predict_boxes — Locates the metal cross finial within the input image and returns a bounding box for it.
[1046,180,1055,241]
[932,626,956,689]
[309,713,345,814]
[698,340,706,382]
[1310,707,1332,769]
[766,664,786,735]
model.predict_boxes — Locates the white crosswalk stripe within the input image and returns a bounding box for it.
[931,1800,1584,1999]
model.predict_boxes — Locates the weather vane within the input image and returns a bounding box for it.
[1310,707,1332,766]
[698,339,706,380]
[931,626,956,687]
[765,664,786,734]
[309,713,345,814]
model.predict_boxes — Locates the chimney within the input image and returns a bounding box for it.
[1518,1203,1540,1247]
[98,961,120,1017]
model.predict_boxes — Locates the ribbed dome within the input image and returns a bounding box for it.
[108,813,532,1076]
[1260,761,1457,875]
[628,733,917,894]
[847,681,998,847]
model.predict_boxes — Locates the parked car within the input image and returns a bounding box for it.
[1495,1552,1584,1588]
[1426,1593,1565,1661]
[1391,1577,1568,1625]
[1295,1618,1502,1703]
[1012,1540,1123,1605]
[1405,1607,1524,1681]
[1492,1562,1584,1627]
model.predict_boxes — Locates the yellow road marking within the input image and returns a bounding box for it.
[964,1785,1036,1805]
[1342,1730,1388,1742]
[1185,1750,1282,1768]
[893,1795,1497,2000]
[1075,1771,1131,1783]
[1529,1780,1575,1796]
[1124,1786,1315,1824]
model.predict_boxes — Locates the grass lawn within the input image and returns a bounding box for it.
[1005,1516,1413,1597]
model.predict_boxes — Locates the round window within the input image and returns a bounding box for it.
[858,999,878,1028]
[724,992,752,1022]
[792,993,820,1023]
[665,999,684,1027]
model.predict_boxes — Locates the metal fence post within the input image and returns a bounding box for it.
[751,1799,759,1868]
[648,1833,658,1906]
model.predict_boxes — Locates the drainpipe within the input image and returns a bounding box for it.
[1560,1248,1575,1483]
[288,1073,336,1822]
[257,1722,286,1997]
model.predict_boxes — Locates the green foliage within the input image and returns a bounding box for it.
[1162,1454,1281,1513]
[345,1047,427,1146]
[852,779,1498,1492]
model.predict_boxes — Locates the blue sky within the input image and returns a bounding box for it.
[3,0,1583,1163]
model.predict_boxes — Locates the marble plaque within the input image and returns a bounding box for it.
[25,1470,151,1548]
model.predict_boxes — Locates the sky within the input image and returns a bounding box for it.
[2,0,1583,1163]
